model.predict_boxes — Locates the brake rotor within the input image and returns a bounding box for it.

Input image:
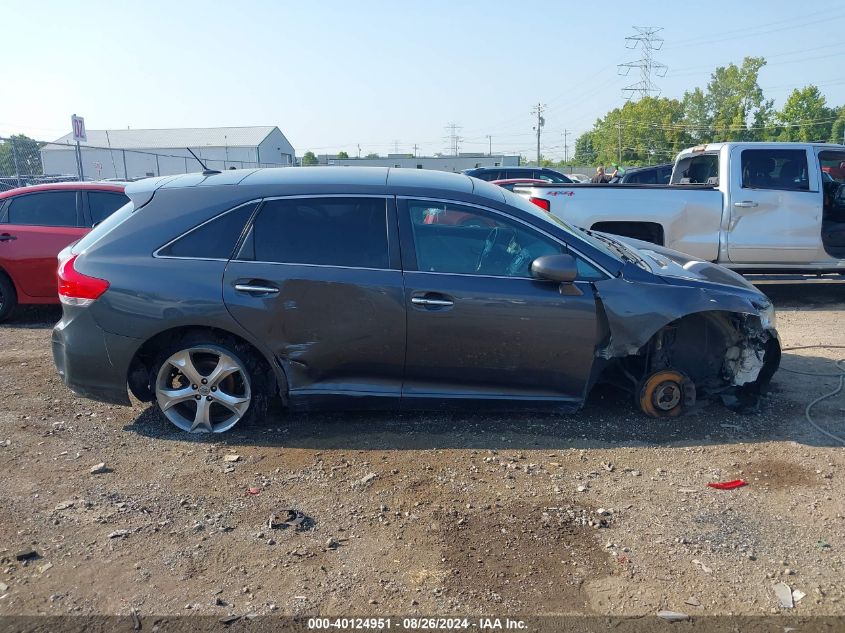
[638,370,695,418]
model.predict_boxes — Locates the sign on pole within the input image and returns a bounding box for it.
[71,114,87,143]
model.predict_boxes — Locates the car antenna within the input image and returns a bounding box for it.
[186,148,221,176]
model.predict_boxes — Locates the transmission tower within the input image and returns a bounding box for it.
[618,26,668,100]
[443,122,463,156]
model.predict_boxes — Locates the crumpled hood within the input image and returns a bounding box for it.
[612,235,758,293]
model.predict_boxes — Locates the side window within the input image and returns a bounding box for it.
[247,197,389,269]
[7,191,78,227]
[741,149,809,191]
[88,191,130,225]
[158,202,258,259]
[407,200,602,279]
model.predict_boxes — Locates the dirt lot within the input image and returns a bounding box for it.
[0,280,843,620]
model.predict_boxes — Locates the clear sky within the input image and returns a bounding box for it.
[3,0,844,160]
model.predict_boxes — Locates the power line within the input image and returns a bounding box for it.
[618,26,668,100]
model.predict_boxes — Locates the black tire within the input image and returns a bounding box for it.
[0,274,17,323]
[149,333,269,433]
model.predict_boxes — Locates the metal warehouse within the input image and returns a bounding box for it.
[40,126,296,180]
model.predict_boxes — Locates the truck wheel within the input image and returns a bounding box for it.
[637,370,693,417]
[0,274,17,323]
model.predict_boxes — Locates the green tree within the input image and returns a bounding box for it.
[572,131,597,165]
[336,151,349,159]
[776,86,833,142]
[830,107,845,144]
[584,97,692,166]
[301,151,318,166]
[702,57,773,141]
[0,134,44,177]
[680,87,711,144]
[364,153,380,159]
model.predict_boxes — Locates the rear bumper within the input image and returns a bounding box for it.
[52,308,139,406]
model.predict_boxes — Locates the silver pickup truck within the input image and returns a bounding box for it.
[514,142,845,273]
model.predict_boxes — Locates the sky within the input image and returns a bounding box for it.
[3,0,844,161]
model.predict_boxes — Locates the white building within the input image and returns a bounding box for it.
[41,126,295,180]
[315,153,520,172]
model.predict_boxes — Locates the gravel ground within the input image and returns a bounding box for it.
[0,280,843,619]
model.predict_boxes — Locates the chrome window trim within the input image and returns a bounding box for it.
[153,199,262,260]
[398,195,613,279]
[228,260,401,273]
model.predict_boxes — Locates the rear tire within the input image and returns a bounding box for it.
[150,334,268,433]
[0,274,17,323]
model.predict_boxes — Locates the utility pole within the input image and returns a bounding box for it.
[486,134,492,156]
[444,123,462,156]
[393,140,400,154]
[357,144,361,159]
[618,26,668,101]
[413,144,419,157]
[618,115,622,164]
[531,103,546,165]
[562,129,570,164]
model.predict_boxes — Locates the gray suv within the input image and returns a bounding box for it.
[53,168,780,433]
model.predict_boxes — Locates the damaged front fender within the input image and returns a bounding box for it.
[592,277,781,397]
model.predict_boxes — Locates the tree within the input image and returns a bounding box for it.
[702,57,773,141]
[583,97,692,166]
[364,153,380,159]
[830,107,845,144]
[0,134,44,177]
[572,131,597,165]
[301,151,318,166]
[336,151,349,159]
[680,87,711,144]
[775,86,833,142]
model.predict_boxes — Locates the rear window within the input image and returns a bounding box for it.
[243,197,389,269]
[88,191,130,225]
[7,191,78,226]
[157,202,258,259]
[74,201,134,254]
[671,154,719,185]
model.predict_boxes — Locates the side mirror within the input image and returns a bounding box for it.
[531,254,578,283]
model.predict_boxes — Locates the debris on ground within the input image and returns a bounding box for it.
[15,548,38,561]
[268,509,310,530]
[707,479,747,490]
[89,463,108,475]
[223,454,240,463]
[246,487,261,496]
[773,582,794,608]
[108,529,129,539]
[656,610,690,622]
[684,597,701,607]
[359,473,377,486]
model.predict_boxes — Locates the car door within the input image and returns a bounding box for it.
[222,195,406,407]
[398,197,601,408]
[727,147,825,263]
[0,190,87,298]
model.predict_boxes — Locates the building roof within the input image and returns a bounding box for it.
[47,126,280,150]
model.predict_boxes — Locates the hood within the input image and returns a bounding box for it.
[612,235,758,293]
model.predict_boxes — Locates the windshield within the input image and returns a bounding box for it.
[500,187,622,262]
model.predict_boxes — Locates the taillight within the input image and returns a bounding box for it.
[529,196,551,212]
[57,254,109,306]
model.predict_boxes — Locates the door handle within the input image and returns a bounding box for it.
[0,233,17,242]
[411,297,454,307]
[234,283,279,295]
[733,201,759,208]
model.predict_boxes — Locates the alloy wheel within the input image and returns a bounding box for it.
[155,346,251,433]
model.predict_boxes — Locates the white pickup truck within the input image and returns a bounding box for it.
[514,142,845,273]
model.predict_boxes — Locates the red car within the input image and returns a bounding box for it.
[0,182,129,321]
[421,179,551,226]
